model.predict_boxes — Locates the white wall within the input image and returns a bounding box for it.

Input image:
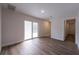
[51,16,76,41]
[0,5,2,52]
[76,12,79,48]
[51,18,64,41]
[2,8,50,46]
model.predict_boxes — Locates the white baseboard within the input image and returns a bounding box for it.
[2,39,23,47]
[51,37,64,41]
[2,36,50,47]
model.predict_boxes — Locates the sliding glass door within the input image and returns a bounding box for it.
[33,22,38,38]
[24,21,38,40]
[24,21,32,40]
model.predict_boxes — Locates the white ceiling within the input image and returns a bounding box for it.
[4,3,79,19]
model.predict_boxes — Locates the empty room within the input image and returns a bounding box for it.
[0,3,79,55]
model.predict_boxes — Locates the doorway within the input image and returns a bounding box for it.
[24,21,38,40]
[64,19,75,43]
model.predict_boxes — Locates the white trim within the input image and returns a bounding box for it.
[2,39,23,47]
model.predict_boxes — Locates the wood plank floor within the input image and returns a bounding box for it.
[1,38,79,55]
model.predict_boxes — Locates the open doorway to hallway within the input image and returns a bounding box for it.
[64,19,75,43]
[24,21,38,40]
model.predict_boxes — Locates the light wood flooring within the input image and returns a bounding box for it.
[1,37,79,55]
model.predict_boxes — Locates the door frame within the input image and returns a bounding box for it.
[64,18,75,43]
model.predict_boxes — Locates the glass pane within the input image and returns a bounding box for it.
[24,21,32,40]
[33,22,38,38]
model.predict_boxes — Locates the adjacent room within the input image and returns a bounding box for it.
[0,3,79,55]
